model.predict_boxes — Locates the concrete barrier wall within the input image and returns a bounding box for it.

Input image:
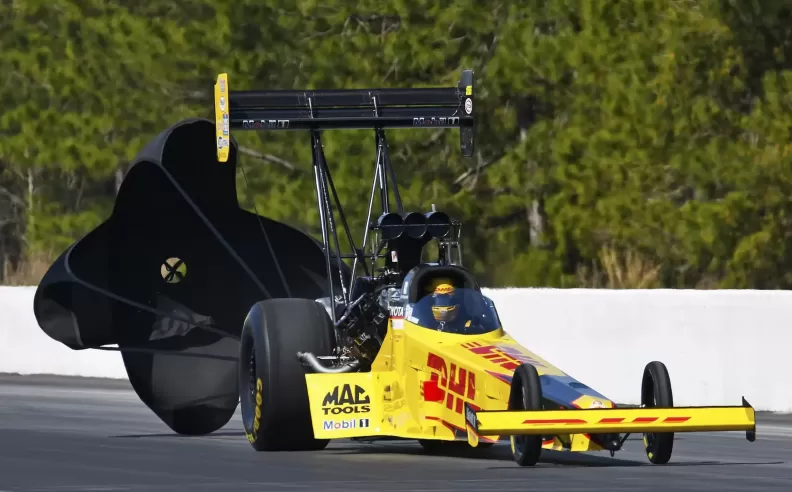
[0,286,128,379]
[484,288,792,412]
[2,286,789,411]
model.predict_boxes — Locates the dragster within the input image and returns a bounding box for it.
[31,69,755,467]
[214,71,756,466]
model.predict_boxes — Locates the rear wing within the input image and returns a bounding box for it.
[212,71,475,163]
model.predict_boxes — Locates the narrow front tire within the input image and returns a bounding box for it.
[509,363,543,466]
[641,360,674,464]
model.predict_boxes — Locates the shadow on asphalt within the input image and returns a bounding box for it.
[107,431,785,469]
[330,442,645,467]
[309,441,784,469]
[112,431,247,438]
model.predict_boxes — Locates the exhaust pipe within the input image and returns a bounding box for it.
[297,352,361,373]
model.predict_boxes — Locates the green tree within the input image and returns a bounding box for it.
[3,0,792,289]
[0,0,229,257]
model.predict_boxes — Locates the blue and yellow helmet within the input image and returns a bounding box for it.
[430,279,459,322]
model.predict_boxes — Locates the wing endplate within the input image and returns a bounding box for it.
[214,73,230,163]
[464,402,481,447]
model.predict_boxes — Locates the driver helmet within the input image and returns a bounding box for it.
[430,279,460,323]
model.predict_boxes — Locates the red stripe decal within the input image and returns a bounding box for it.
[663,416,691,423]
[632,417,658,423]
[598,418,625,424]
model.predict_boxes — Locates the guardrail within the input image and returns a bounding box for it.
[1,286,788,412]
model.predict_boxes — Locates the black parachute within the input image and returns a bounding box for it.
[33,118,339,435]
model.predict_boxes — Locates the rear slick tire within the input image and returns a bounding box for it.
[509,363,543,466]
[641,360,674,464]
[238,298,334,451]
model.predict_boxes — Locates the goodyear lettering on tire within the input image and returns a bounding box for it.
[247,378,263,443]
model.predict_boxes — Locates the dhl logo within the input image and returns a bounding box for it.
[461,341,546,371]
[424,353,478,414]
[521,416,692,425]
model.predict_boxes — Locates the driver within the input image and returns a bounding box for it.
[428,279,472,332]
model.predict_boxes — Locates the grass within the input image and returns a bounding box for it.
[577,245,662,289]
[1,253,53,286]
[3,246,664,289]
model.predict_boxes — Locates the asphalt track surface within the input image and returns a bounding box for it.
[0,375,790,491]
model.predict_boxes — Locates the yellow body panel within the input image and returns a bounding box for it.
[306,372,380,439]
[305,317,756,450]
[306,318,613,446]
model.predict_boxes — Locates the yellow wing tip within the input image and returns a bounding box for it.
[214,73,230,163]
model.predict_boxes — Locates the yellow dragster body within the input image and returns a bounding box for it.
[304,313,756,453]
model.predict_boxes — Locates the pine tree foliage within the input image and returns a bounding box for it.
[1,0,791,288]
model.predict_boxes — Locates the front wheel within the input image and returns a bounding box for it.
[641,361,674,464]
[509,363,543,466]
